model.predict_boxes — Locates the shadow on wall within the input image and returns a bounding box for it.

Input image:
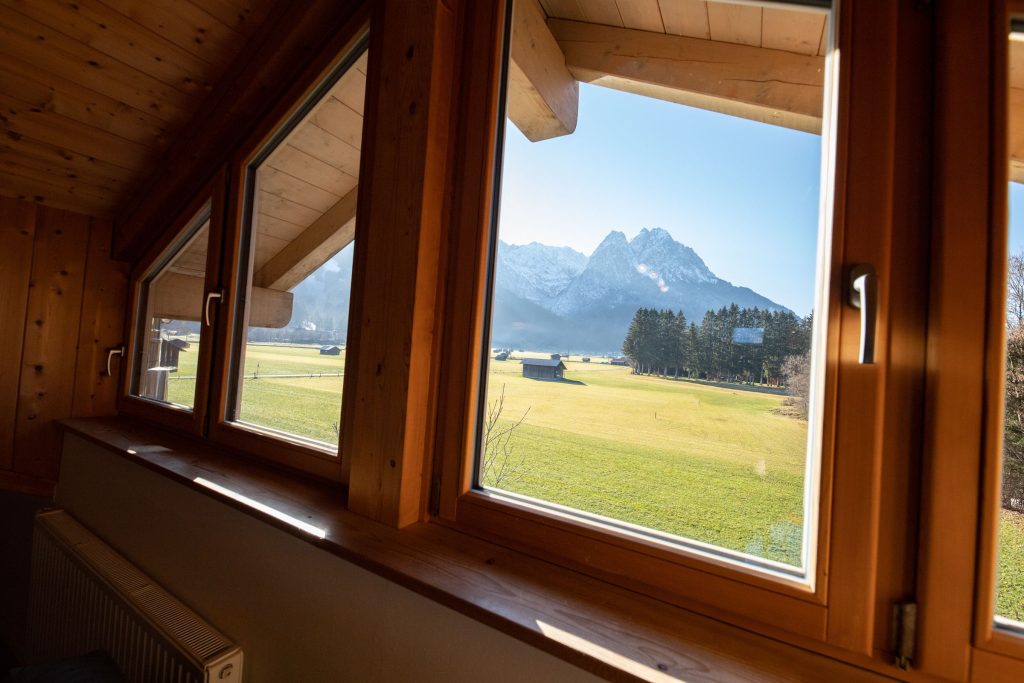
[0,491,52,663]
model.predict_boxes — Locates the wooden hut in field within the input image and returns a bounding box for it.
[521,358,566,380]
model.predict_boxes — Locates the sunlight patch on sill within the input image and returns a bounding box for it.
[193,476,327,539]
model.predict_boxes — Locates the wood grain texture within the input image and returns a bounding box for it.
[113,2,364,262]
[71,218,129,419]
[507,0,579,142]
[550,19,824,133]
[0,0,273,218]
[0,197,37,469]
[343,0,456,528]
[13,207,90,481]
[60,416,896,683]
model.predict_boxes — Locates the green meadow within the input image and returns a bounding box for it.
[163,344,1024,603]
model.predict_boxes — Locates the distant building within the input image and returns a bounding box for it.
[320,345,342,356]
[160,338,189,371]
[549,353,561,360]
[610,357,628,366]
[732,327,765,345]
[521,358,566,380]
[495,352,509,361]
[582,357,591,363]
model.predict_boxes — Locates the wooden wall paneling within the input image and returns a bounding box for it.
[113,2,366,263]
[0,197,36,470]
[343,0,458,527]
[13,207,90,482]
[71,218,129,419]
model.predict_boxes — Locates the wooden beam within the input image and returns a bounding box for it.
[507,0,578,141]
[149,272,293,328]
[255,184,358,291]
[1010,87,1024,183]
[549,19,825,134]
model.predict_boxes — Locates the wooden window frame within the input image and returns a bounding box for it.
[915,1,1024,680]
[430,0,932,663]
[119,170,228,437]
[204,10,374,484]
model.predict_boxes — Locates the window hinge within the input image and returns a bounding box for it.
[891,602,917,670]
[429,476,441,517]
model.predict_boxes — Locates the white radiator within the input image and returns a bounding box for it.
[27,509,244,683]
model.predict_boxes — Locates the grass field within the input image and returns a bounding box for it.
[484,357,808,566]
[165,343,347,444]
[160,344,1023,606]
[998,510,1024,621]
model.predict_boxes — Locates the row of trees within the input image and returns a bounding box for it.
[622,305,813,387]
[1002,254,1024,510]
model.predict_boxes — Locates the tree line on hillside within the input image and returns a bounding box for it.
[1002,253,1024,510]
[622,305,813,389]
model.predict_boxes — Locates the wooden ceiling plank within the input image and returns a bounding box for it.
[539,0,586,22]
[0,157,118,205]
[288,123,362,178]
[5,0,217,94]
[0,11,190,123]
[616,0,665,33]
[581,0,624,27]
[0,59,168,148]
[256,190,324,227]
[508,0,579,142]
[267,144,358,197]
[659,0,709,39]
[310,96,364,151]
[0,153,122,197]
[254,211,307,242]
[817,17,827,56]
[259,165,343,214]
[98,0,246,67]
[188,0,274,38]
[0,169,113,217]
[331,65,368,116]
[255,184,358,291]
[0,93,154,171]
[761,8,825,56]
[551,18,823,133]
[0,137,137,187]
[706,2,761,47]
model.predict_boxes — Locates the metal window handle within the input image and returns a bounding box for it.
[204,290,224,327]
[849,264,877,365]
[105,346,126,377]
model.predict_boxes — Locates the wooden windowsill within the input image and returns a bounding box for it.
[59,416,896,683]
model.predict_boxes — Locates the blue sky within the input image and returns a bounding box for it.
[1012,183,1024,252]
[497,83,824,316]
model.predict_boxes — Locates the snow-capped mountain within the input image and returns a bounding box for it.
[491,228,787,353]
[495,241,587,305]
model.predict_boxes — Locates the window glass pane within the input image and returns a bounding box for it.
[477,1,834,576]
[229,45,367,450]
[132,209,210,410]
[998,22,1024,628]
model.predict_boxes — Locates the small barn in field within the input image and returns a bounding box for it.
[522,358,566,380]
[320,345,342,356]
[159,338,190,371]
